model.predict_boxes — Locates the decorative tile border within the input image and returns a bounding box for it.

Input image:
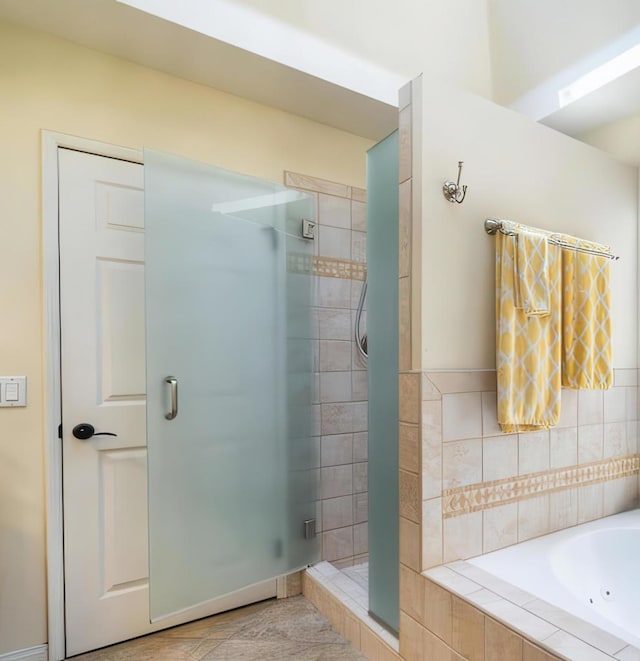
[284,170,366,202]
[443,454,640,518]
[287,254,367,281]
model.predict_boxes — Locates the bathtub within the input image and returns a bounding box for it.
[468,509,640,649]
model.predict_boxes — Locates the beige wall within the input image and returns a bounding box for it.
[418,85,638,371]
[0,20,373,655]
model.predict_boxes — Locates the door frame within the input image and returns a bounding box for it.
[42,131,143,661]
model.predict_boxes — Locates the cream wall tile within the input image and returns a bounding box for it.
[350,279,365,310]
[424,627,460,661]
[322,495,354,530]
[313,341,320,372]
[318,193,350,229]
[604,387,627,423]
[485,617,522,661]
[353,432,368,462]
[578,424,604,463]
[443,392,483,441]
[518,431,550,474]
[481,391,501,437]
[615,368,638,387]
[353,462,368,493]
[422,498,443,569]
[627,421,638,454]
[482,599,558,642]
[399,372,420,424]
[625,386,638,422]
[483,503,517,553]
[285,172,349,198]
[549,428,578,469]
[312,403,321,435]
[351,200,366,232]
[353,522,368,555]
[400,565,425,623]
[603,421,627,457]
[578,390,604,425]
[443,439,483,490]
[322,527,353,561]
[399,105,412,184]
[321,403,352,435]
[351,187,366,203]
[518,495,550,542]
[549,488,578,531]
[400,469,421,523]
[319,340,351,373]
[318,226,351,260]
[557,389,578,428]
[320,371,351,403]
[424,579,453,644]
[321,433,353,466]
[400,517,420,572]
[399,610,424,661]
[353,492,368,524]
[318,276,351,308]
[483,434,518,482]
[422,400,443,499]
[352,372,368,402]
[578,483,604,523]
[320,464,353,499]
[399,277,411,371]
[361,624,382,661]
[444,511,483,562]
[352,231,366,263]
[422,373,442,401]
[352,402,368,432]
[604,475,638,515]
[451,596,485,661]
[399,180,411,279]
[318,308,351,340]
[523,641,560,661]
[399,423,419,474]
[312,373,320,405]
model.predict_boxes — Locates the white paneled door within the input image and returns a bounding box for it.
[58,149,276,657]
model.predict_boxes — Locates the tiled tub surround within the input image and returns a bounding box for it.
[285,171,369,566]
[399,368,639,570]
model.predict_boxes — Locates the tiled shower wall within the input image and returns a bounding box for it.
[286,171,369,566]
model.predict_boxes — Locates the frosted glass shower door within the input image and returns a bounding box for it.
[144,149,317,621]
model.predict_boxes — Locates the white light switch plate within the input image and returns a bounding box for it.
[0,376,27,407]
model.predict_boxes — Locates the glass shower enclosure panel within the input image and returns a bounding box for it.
[367,131,399,633]
[144,149,318,620]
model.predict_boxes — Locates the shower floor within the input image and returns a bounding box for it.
[337,561,369,600]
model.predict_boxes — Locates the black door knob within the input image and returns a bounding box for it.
[72,423,118,440]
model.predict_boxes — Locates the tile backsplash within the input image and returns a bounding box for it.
[286,171,368,566]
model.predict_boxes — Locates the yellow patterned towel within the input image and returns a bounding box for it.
[515,229,550,316]
[496,231,561,432]
[561,245,612,389]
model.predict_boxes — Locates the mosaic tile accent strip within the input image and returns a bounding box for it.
[442,454,640,518]
[287,254,367,281]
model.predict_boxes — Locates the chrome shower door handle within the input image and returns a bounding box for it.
[165,376,178,420]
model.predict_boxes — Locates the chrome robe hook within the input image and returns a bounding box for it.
[443,161,467,204]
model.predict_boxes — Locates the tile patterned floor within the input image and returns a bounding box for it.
[70,596,368,660]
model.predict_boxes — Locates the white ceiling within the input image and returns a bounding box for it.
[0,0,399,140]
